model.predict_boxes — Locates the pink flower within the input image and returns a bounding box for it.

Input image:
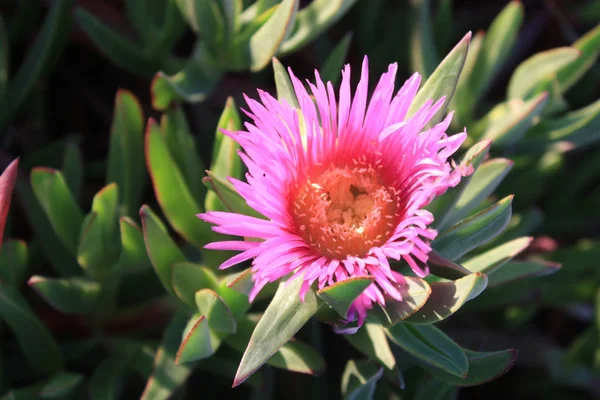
[199,57,469,326]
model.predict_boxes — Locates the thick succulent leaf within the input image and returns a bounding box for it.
[233,275,322,387]
[176,314,220,364]
[216,278,251,320]
[320,32,353,85]
[114,217,151,273]
[478,92,549,148]
[0,0,73,125]
[0,284,63,375]
[341,360,383,400]
[452,31,483,125]
[468,1,524,99]
[106,90,145,217]
[428,250,472,280]
[172,262,218,307]
[272,57,299,108]
[557,24,600,92]
[28,276,101,315]
[410,0,439,79]
[145,118,215,248]
[404,273,488,324]
[202,171,265,218]
[279,0,357,56]
[248,0,298,71]
[141,312,192,400]
[175,0,225,48]
[386,323,468,377]
[434,196,513,261]
[488,260,561,287]
[0,239,27,287]
[461,237,533,274]
[507,47,580,100]
[433,0,453,52]
[408,32,471,125]
[368,277,432,326]
[140,205,187,296]
[195,288,237,333]
[62,143,83,201]
[444,160,513,228]
[0,159,18,248]
[487,209,542,247]
[429,140,491,229]
[75,8,158,78]
[89,348,135,400]
[345,323,396,371]
[77,184,121,279]
[30,168,84,255]
[423,348,518,387]
[317,277,374,318]
[39,372,84,399]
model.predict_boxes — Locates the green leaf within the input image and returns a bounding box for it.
[175,314,220,364]
[320,32,353,85]
[341,360,383,400]
[461,237,533,274]
[404,273,488,324]
[386,323,468,377]
[468,1,524,99]
[1,384,45,400]
[272,57,299,108]
[367,277,432,327]
[0,284,63,375]
[77,184,121,279]
[224,268,254,296]
[410,0,439,79]
[28,276,101,314]
[488,260,561,287]
[434,196,513,261]
[428,250,472,280]
[423,348,518,386]
[248,0,299,71]
[140,312,192,400]
[429,140,491,229]
[62,143,83,201]
[233,275,322,387]
[507,47,580,100]
[89,349,135,400]
[279,0,357,56]
[114,217,151,273]
[216,278,251,320]
[452,31,483,125]
[317,277,374,319]
[106,90,145,217]
[408,31,471,125]
[30,168,84,255]
[557,24,600,92]
[414,378,454,400]
[202,171,265,218]
[433,0,453,52]
[175,0,225,48]
[345,323,396,371]
[140,204,187,296]
[0,0,74,125]
[39,372,84,399]
[172,262,218,307]
[196,289,237,333]
[0,239,28,287]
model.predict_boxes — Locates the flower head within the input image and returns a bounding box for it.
[199,57,469,326]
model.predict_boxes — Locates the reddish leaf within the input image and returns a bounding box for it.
[0,159,19,248]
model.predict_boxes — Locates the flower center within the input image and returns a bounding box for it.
[292,159,400,258]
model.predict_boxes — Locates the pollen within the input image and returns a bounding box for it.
[292,160,400,258]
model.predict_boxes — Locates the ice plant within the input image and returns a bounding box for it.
[199,57,470,325]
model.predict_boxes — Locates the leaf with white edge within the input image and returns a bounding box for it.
[368,277,432,326]
[202,172,265,218]
[422,348,518,387]
[410,0,439,79]
[176,314,220,364]
[140,205,187,296]
[444,160,513,228]
[345,323,396,371]
[30,168,84,254]
[408,32,471,125]
[488,261,561,287]
[172,262,218,307]
[317,277,374,318]
[272,57,299,108]
[461,237,533,274]
[557,24,600,92]
[320,32,353,85]
[39,372,84,399]
[429,140,491,229]
[428,250,472,280]
[233,275,322,387]
[141,312,192,400]
[279,0,357,56]
[0,284,63,375]
[386,323,468,377]
[195,289,237,333]
[404,273,488,324]
[435,196,513,261]
[341,360,383,400]
[0,239,28,287]
[248,0,298,71]
[28,276,101,315]
[507,47,580,100]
